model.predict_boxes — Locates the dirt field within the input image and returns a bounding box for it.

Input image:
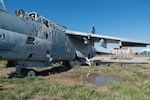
[0,57,150,99]
[0,67,101,86]
[0,56,150,84]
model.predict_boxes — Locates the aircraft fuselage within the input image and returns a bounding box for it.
[0,10,93,67]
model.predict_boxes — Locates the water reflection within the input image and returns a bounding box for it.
[95,76,120,86]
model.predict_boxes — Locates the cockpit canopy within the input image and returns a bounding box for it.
[15,9,67,30]
[15,10,52,27]
[15,11,40,21]
[25,12,54,28]
[25,12,40,21]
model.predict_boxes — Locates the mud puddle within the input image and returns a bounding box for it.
[94,76,120,86]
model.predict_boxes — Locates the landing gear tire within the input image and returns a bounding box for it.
[26,69,36,76]
[22,69,36,77]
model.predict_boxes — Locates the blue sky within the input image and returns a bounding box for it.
[3,0,150,52]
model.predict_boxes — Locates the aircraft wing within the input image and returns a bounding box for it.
[65,30,150,48]
[95,51,113,55]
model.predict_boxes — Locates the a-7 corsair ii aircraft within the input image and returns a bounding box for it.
[0,0,149,77]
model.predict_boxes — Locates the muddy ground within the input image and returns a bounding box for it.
[0,56,149,86]
[0,67,102,86]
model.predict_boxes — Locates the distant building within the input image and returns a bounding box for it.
[140,49,150,55]
[110,48,134,60]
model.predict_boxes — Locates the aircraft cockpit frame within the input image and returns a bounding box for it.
[25,12,39,21]
[15,9,55,29]
[15,9,68,30]
[25,12,55,28]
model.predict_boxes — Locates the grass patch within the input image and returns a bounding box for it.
[0,93,15,100]
[0,64,150,100]
[0,77,103,100]
[0,60,7,68]
[134,54,150,57]
[72,65,81,69]
[107,81,149,99]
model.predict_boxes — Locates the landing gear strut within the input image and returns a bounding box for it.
[86,57,92,66]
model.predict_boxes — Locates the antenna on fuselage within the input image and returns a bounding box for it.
[0,0,7,12]
[90,26,95,34]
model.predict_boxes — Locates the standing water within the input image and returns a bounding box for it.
[94,76,120,86]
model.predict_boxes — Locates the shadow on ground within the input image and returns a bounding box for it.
[0,86,4,91]
[36,66,72,76]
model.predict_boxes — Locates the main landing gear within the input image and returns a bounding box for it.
[22,68,36,76]
[9,66,36,78]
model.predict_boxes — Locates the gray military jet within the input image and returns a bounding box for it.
[0,0,149,77]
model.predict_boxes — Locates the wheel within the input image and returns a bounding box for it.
[26,69,36,76]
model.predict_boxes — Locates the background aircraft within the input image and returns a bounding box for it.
[0,0,149,77]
